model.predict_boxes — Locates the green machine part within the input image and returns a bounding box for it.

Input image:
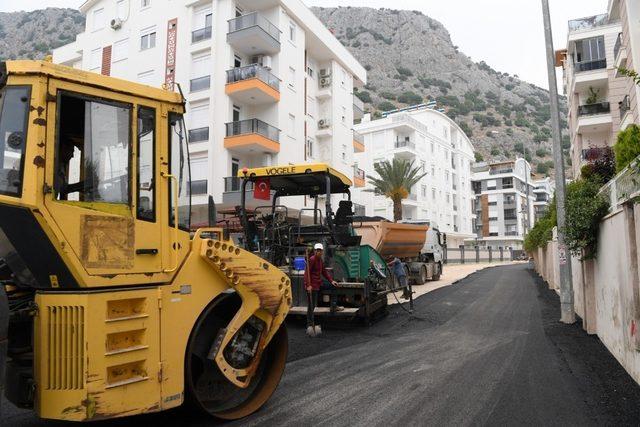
[333,245,389,281]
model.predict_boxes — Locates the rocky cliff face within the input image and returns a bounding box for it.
[0,6,568,175]
[313,6,569,176]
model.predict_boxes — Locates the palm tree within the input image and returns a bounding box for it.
[366,158,427,222]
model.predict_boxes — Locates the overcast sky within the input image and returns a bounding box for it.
[1,0,608,91]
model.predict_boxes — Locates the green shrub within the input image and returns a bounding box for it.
[475,152,484,162]
[396,66,413,77]
[458,121,473,137]
[514,142,524,154]
[380,91,396,100]
[613,124,640,172]
[355,91,372,103]
[378,101,396,112]
[491,146,500,155]
[506,128,514,136]
[524,198,556,252]
[536,162,550,175]
[397,91,422,105]
[364,65,372,71]
[564,179,610,259]
[536,148,548,157]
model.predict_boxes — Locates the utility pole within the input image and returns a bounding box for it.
[541,0,575,324]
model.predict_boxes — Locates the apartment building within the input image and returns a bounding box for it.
[352,105,476,248]
[53,0,366,223]
[557,4,639,178]
[471,159,536,250]
[532,177,554,222]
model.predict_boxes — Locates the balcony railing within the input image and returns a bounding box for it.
[620,95,631,119]
[191,179,208,195]
[489,168,513,175]
[354,167,365,180]
[190,75,210,92]
[581,146,613,162]
[505,231,520,236]
[225,118,280,142]
[504,215,518,221]
[226,64,280,91]
[223,176,254,193]
[189,127,209,143]
[353,130,364,144]
[353,94,364,112]
[192,26,212,43]
[574,59,607,72]
[395,140,416,150]
[614,32,623,61]
[578,101,610,116]
[228,11,280,43]
[568,14,609,32]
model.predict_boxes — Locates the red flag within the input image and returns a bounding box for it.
[254,178,271,200]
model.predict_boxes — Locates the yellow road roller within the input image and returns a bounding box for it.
[0,60,290,421]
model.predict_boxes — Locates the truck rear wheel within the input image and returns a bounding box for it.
[420,265,428,284]
[432,262,442,281]
[185,295,288,420]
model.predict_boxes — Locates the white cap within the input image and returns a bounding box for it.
[314,243,324,250]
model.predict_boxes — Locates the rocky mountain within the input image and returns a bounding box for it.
[313,7,569,176]
[0,6,568,175]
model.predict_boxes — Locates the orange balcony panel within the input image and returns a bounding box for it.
[225,78,280,104]
[354,176,365,188]
[224,134,280,154]
[353,139,365,153]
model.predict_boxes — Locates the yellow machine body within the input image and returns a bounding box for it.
[0,61,290,421]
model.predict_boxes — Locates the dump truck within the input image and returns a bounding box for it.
[0,60,290,422]
[234,164,405,322]
[356,221,445,284]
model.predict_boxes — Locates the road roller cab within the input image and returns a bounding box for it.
[0,60,290,422]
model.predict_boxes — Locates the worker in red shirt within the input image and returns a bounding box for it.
[305,243,340,329]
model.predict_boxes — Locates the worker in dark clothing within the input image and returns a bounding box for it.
[305,243,340,331]
[388,256,411,299]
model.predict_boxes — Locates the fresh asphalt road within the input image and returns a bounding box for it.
[4,264,640,426]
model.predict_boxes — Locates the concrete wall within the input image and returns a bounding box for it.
[532,203,640,384]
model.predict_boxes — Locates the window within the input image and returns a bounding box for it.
[141,0,151,8]
[307,67,314,78]
[90,48,102,72]
[289,21,296,43]
[421,185,427,197]
[574,36,605,64]
[192,6,212,42]
[421,160,426,173]
[92,8,105,31]
[190,157,208,195]
[289,114,295,136]
[432,188,436,200]
[288,67,296,89]
[233,105,240,122]
[306,138,315,159]
[487,179,496,190]
[190,53,211,92]
[168,113,191,230]
[234,55,242,68]
[0,86,31,197]
[431,165,435,177]
[502,177,513,189]
[140,27,157,50]
[55,92,131,204]
[112,38,129,63]
[137,70,155,86]
[116,0,127,19]
[137,107,155,221]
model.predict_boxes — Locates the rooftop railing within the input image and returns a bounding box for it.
[568,14,609,32]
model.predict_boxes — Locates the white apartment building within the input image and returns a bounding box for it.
[532,177,554,222]
[470,159,536,250]
[53,0,366,223]
[556,12,632,177]
[352,105,476,248]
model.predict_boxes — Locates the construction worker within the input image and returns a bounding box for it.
[305,243,340,332]
[388,255,411,299]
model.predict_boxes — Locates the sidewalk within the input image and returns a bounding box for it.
[388,262,519,305]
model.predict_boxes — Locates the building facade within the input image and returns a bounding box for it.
[53,0,366,223]
[532,177,554,222]
[471,159,536,250]
[557,3,640,178]
[352,106,476,248]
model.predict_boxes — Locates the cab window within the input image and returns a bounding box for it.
[55,92,131,204]
[0,86,31,197]
[168,113,191,230]
[137,106,155,221]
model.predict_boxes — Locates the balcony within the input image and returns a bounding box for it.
[227,12,280,56]
[394,139,417,159]
[190,75,210,93]
[354,167,365,188]
[192,26,212,44]
[191,179,208,195]
[576,102,612,133]
[189,127,209,143]
[224,119,280,154]
[225,64,280,104]
[614,33,628,72]
[353,94,364,120]
[505,231,520,237]
[568,14,609,32]
[353,130,365,153]
[575,59,607,73]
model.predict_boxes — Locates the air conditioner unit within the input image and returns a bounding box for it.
[319,77,332,88]
[110,18,123,30]
[318,119,330,129]
[319,68,331,77]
